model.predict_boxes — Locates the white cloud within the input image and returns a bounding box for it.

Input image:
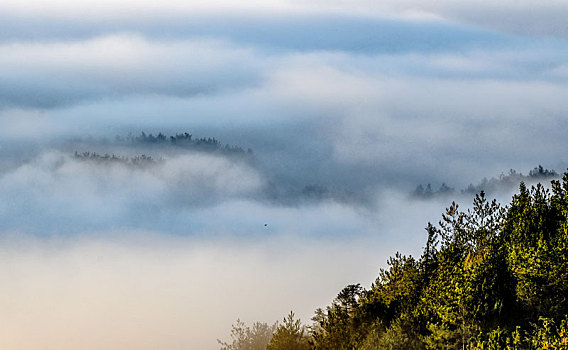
[0,182,459,348]
[0,0,294,18]
[3,0,568,37]
[287,0,568,36]
[0,34,262,108]
[0,151,265,233]
[0,4,567,348]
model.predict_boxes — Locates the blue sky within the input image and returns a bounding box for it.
[1,1,568,348]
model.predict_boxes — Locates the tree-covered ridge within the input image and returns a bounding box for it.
[73,151,161,167]
[313,174,568,349]
[116,131,254,156]
[413,166,559,199]
[224,173,568,349]
[77,131,364,205]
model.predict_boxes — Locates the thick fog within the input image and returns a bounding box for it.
[1,1,568,348]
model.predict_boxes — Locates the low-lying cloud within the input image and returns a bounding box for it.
[0,233,394,349]
[0,35,262,109]
[1,1,568,348]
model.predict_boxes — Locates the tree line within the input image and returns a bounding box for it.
[412,165,559,199]
[222,172,568,349]
[116,131,254,157]
[73,151,160,167]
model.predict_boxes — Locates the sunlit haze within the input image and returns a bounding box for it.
[1,1,567,348]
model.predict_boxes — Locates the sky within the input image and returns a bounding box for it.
[1,1,568,348]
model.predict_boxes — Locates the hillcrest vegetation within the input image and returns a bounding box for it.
[220,172,568,349]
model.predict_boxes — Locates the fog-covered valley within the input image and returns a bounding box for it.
[1,0,568,348]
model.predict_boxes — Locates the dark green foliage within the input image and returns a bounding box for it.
[124,131,252,156]
[310,284,366,349]
[267,312,310,350]
[306,173,568,349]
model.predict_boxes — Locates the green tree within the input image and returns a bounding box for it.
[267,311,309,350]
[311,284,367,349]
[296,172,568,349]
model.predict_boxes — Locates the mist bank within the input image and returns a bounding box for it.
[2,1,568,348]
[1,158,565,349]
[2,129,560,237]
[0,233,391,349]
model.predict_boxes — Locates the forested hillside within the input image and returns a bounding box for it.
[222,173,568,349]
[412,166,559,199]
[118,132,253,156]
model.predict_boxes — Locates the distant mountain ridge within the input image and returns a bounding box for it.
[412,165,560,199]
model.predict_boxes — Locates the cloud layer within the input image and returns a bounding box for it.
[1,1,568,348]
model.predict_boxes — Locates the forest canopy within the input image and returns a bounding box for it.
[117,131,253,156]
[222,172,568,349]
